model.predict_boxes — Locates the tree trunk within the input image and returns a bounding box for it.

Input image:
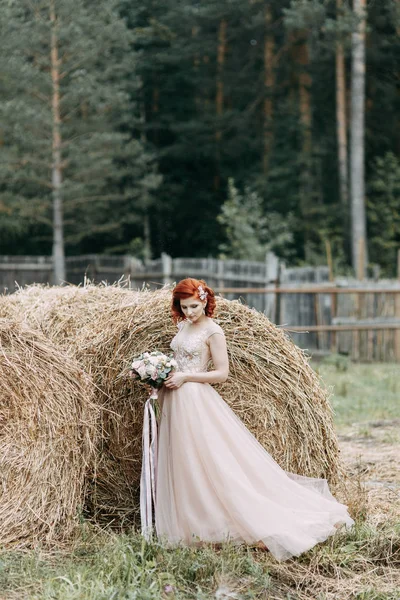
[297,34,312,155]
[336,0,349,250]
[140,91,152,261]
[192,25,201,112]
[293,31,313,259]
[152,86,159,146]
[50,0,66,284]
[214,18,227,191]
[263,6,275,174]
[350,0,368,278]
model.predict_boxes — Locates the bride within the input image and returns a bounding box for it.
[154,277,354,561]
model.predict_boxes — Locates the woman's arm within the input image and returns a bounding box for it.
[185,333,229,384]
[164,333,229,388]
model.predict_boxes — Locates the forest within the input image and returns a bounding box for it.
[0,0,399,278]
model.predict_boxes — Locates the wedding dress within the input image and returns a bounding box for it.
[155,318,354,561]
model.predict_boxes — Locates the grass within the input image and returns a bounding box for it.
[1,361,399,600]
[314,359,400,430]
[0,521,399,600]
[0,531,274,599]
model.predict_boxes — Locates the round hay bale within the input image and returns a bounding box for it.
[0,284,343,526]
[0,283,140,347]
[0,319,98,547]
[0,284,165,522]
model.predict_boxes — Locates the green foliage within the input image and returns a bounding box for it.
[321,353,349,372]
[0,0,399,268]
[368,152,400,276]
[217,178,294,261]
[283,0,327,32]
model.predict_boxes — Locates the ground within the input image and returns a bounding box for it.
[339,419,400,526]
[0,361,399,599]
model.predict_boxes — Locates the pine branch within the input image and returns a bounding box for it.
[65,194,128,208]
[29,88,51,104]
[1,174,53,189]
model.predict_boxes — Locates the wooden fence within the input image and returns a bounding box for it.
[1,253,399,361]
[215,284,400,363]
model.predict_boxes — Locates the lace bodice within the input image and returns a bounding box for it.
[170,318,224,373]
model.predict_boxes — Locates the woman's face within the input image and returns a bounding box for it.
[180,295,206,323]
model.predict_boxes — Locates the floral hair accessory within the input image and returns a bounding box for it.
[198,284,208,301]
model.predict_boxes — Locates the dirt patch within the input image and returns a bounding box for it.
[338,419,400,525]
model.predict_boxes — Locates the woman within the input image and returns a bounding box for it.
[155,278,354,561]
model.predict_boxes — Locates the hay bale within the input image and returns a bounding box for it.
[0,319,98,547]
[0,284,343,526]
[0,283,141,347]
[0,284,168,523]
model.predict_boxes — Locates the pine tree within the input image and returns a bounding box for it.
[1,0,399,273]
[0,0,160,277]
[368,152,400,275]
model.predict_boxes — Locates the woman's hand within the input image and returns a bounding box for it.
[164,371,187,389]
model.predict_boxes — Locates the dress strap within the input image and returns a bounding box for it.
[206,321,225,340]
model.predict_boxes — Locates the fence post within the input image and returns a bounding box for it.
[325,240,337,353]
[265,252,279,319]
[124,255,142,286]
[123,255,131,281]
[161,252,172,286]
[395,249,400,361]
[217,259,225,295]
[274,260,283,325]
[352,238,366,360]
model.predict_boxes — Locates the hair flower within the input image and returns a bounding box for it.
[198,285,208,301]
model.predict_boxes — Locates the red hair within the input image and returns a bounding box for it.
[171,278,216,323]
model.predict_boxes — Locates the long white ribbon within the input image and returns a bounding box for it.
[140,387,159,540]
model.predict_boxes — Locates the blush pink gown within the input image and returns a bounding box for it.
[155,318,354,561]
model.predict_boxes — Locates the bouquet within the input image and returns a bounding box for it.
[130,350,178,540]
[130,351,177,398]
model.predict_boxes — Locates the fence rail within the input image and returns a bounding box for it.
[1,253,400,362]
[216,287,400,294]
[283,324,400,332]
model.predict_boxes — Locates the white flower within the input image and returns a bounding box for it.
[137,365,147,379]
[145,364,155,375]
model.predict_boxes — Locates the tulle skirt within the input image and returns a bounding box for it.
[155,382,354,561]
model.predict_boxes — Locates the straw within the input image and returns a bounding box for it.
[0,283,344,528]
[0,319,98,547]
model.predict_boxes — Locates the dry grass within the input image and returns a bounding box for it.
[0,319,98,548]
[0,282,345,530]
[338,421,400,527]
